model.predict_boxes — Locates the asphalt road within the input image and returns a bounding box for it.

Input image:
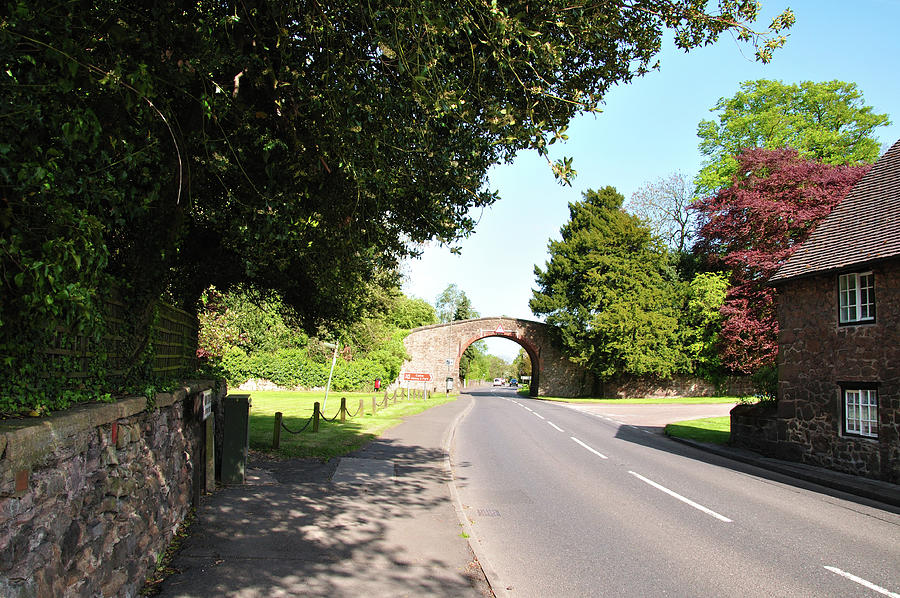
[450,388,900,598]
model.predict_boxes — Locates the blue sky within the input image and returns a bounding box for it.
[402,0,900,361]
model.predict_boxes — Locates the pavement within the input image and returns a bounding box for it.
[153,395,491,598]
[152,393,899,598]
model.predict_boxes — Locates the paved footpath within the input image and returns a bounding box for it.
[154,395,491,598]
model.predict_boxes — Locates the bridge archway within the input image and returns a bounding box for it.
[399,317,594,397]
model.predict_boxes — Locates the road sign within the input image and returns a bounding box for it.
[403,372,432,381]
[495,324,505,333]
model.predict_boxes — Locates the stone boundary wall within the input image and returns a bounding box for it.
[730,402,780,455]
[600,375,755,399]
[0,380,225,598]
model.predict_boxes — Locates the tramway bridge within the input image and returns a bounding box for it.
[399,317,595,397]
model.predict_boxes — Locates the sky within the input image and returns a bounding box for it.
[401,0,900,361]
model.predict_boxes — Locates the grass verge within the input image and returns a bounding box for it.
[531,396,745,405]
[247,390,458,459]
[664,416,731,444]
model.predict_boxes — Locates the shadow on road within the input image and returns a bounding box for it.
[609,422,900,514]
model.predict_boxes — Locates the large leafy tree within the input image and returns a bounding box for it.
[692,148,869,374]
[531,187,686,380]
[1,0,792,409]
[696,79,889,197]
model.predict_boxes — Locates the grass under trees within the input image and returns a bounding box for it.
[246,390,458,459]
[664,416,731,444]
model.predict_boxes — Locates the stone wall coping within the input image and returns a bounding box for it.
[409,316,545,333]
[0,380,219,471]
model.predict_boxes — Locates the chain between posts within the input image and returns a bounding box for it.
[272,386,436,448]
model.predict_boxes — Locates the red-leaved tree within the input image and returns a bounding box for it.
[692,148,869,374]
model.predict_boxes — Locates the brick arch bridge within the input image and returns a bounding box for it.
[399,317,595,397]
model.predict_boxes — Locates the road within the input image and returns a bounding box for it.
[450,388,900,598]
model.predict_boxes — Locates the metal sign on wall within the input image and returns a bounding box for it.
[403,372,432,381]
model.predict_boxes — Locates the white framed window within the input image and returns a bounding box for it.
[842,386,878,439]
[838,271,875,324]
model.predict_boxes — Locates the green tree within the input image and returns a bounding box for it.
[1,0,792,412]
[390,296,438,330]
[512,348,533,379]
[435,284,479,324]
[681,272,729,380]
[696,79,890,196]
[531,187,687,380]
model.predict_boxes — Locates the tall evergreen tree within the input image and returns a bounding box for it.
[531,187,686,380]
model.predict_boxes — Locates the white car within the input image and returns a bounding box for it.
[493,378,504,386]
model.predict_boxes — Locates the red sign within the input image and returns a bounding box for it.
[403,372,432,381]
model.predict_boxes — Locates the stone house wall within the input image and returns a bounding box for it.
[0,381,225,598]
[772,260,899,482]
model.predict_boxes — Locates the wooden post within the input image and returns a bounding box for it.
[273,412,283,449]
[340,397,347,422]
[313,402,320,433]
[372,396,377,414]
[359,398,365,417]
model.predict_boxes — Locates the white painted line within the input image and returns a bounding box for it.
[570,437,608,459]
[524,407,533,412]
[547,421,564,432]
[533,412,545,420]
[824,566,900,597]
[628,471,732,523]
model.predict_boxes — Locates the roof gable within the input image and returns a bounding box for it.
[770,138,900,283]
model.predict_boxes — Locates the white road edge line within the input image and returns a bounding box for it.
[533,412,545,420]
[824,566,900,598]
[547,421,564,432]
[628,471,733,523]
[570,437,608,459]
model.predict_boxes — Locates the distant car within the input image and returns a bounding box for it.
[509,379,518,387]
[493,378,503,386]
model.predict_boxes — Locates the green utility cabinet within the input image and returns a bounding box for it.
[222,394,251,484]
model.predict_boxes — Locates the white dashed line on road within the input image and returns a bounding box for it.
[628,471,732,523]
[533,412,545,420]
[570,437,608,459]
[824,567,900,597]
[547,421,564,432]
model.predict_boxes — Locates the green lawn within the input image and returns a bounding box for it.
[664,416,731,444]
[531,396,744,405]
[245,389,458,459]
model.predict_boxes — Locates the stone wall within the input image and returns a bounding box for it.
[600,375,755,399]
[0,381,225,598]
[773,260,899,482]
[730,402,780,455]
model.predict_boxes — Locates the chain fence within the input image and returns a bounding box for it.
[271,388,438,449]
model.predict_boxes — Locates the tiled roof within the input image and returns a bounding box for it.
[770,139,900,283]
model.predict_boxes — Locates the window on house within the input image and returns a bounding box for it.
[843,387,878,439]
[838,272,875,324]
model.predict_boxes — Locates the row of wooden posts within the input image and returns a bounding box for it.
[272,387,432,448]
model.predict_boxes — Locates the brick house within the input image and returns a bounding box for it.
[736,139,900,483]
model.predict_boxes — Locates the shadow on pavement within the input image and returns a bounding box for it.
[153,437,486,598]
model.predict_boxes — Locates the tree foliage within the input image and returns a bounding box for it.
[696,79,889,196]
[692,148,869,373]
[626,172,696,254]
[1,0,792,411]
[531,187,686,380]
[435,284,479,324]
